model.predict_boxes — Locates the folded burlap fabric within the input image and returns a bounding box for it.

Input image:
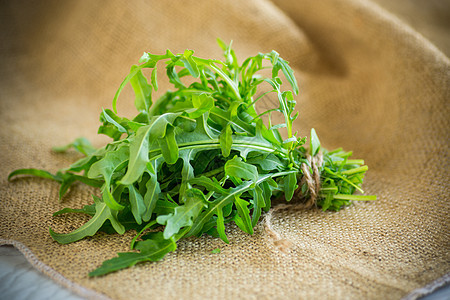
[0,0,448,299]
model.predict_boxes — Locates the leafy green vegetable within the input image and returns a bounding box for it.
[8,39,375,276]
[49,195,125,244]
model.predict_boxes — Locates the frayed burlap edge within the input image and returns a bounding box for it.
[402,273,450,300]
[0,239,110,300]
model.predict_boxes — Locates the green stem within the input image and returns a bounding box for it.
[148,139,288,158]
[209,64,242,101]
[201,166,225,178]
[341,165,368,175]
[130,220,158,249]
[332,194,377,201]
[323,167,364,193]
[245,89,275,109]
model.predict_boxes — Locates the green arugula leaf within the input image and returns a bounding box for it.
[219,123,232,157]
[157,189,207,239]
[89,231,176,277]
[246,152,284,171]
[251,185,265,227]
[53,204,96,216]
[189,93,214,119]
[283,172,297,201]
[224,156,258,182]
[215,207,229,243]
[180,49,200,78]
[189,176,228,194]
[57,172,103,200]
[120,113,181,185]
[127,184,146,225]
[130,65,153,113]
[151,68,158,91]
[310,128,321,156]
[52,137,96,156]
[142,161,161,222]
[157,125,178,164]
[233,196,253,235]
[100,108,128,134]
[8,168,60,182]
[50,195,125,244]
[87,144,130,210]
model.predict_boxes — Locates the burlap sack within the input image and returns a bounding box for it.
[1,0,448,299]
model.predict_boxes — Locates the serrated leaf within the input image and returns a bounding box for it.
[278,57,299,95]
[8,168,60,182]
[130,65,153,113]
[234,196,253,235]
[284,172,297,201]
[52,137,96,156]
[87,144,129,210]
[189,176,228,194]
[219,123,232,157]
[180,49,199,78]
[101,184,124,211]
[50,195,125,244]
[246,152,284,171]
[87,144,129,186]
[215,207,229,243]
[89,232,176,277]
[53,204,96,216]
[142,161,161,222]
[157,189,207,239]
[153,197,178,216]
[100,108,128,134]
[128,184,146,225]
[57,172,103,200]
[186,175,273,238]
[157,125,178,164]
[224,156,257,182]
[189,93,214,119]
[186,181,251,238]
[178,149,196,197]
[251,185,265,227]
[120,113,181,185]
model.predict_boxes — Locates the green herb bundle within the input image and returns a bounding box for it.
[9,40,375,276]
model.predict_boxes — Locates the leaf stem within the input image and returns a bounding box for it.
[209,63,242,101]
[130,220,158,249]
[245,89,275,109]
[201,166,225,178]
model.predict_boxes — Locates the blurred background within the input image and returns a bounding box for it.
[373,0,450,56]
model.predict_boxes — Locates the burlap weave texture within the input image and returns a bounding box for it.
[0,0,448,299]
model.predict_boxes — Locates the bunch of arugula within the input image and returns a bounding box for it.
[9,40,375,276]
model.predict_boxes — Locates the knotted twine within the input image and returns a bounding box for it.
[264,151,323,252]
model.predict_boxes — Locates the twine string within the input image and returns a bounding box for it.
[264,151,323,252]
